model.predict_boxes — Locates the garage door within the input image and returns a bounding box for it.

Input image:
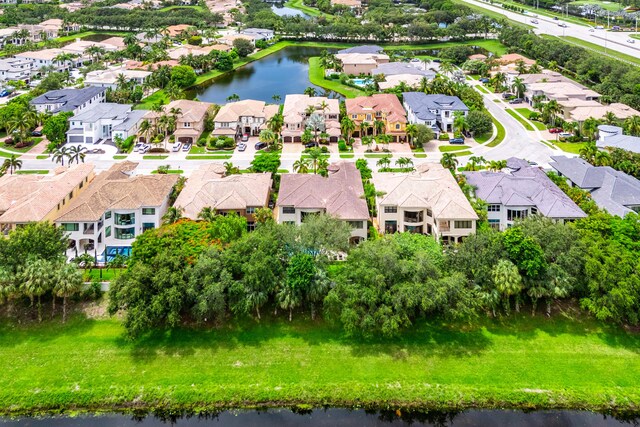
[68,136,83,143]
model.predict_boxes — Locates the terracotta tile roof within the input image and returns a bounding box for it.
[278,162,369,220]
[55,162,178,222]
[345,94,407,122]
[0,164,95,224]
[174,164,271,219]
[215,99,278,122]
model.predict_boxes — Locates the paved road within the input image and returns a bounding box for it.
[461,0,640,60]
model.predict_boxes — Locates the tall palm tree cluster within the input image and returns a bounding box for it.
[137,105,182,149]
[51,146,88,166]
[293,147,330,176]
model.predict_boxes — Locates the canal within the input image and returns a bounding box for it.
[1,409,637,426]
[188,46,338,104]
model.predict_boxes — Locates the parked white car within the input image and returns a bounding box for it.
[172,141,182,152]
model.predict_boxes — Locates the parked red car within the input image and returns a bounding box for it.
[548,128,563,133]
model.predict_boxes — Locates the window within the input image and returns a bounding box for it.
[454,220,473,229]
[366,114,371,121]
[507,209,528,221]
[114,226,135,240]
[60,223,79,232]
[247,221,256,232]
[246,207,256,215]
[142,222,155,232]
[351,114,357,119]
[105,211,111,220]
[426,208,433,217]
[142,208,156,215]
[115,213,135,225]
[283,221,295,225]
[384,206,397,214]
[105,226,111,237]
[488,219,500,230]
[69,190,73,200]
[531,207,538,215]
[395,124,400,130]
[487,204,501,212]
[348,220,364,229]
[282,206,295,214]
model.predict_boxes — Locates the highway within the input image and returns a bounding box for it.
[461,0,640,61]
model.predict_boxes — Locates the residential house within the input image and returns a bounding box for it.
[0,57,33,82]
[54,162,179,261]
[560,100,640,123]
[277,161,369,243]
[372,62,435,91]
[212,99,279,138]
[596,124,640,154]
[167,44,230,60]
[39,18,80,34]
[174,163,272,231]
[464,157,586,230]
[520,72,600,105]
[550,155,640,217]
[30,87,106,114]
[0,164,95,235]
[330,0,362,13]
[0,27,19,47]
[336,51,389,76]
[346,94,407,142]
[166,24,193,37]
[372,163,478,243]
[67,104,147,144]
[15,48,83,72]
[495,53,535,66]
[143,99,214,144]
[402,92,468,133]
[468,53,487,61]
[239,28,275,42]
[281,94,341,143]
[84,67,151,89]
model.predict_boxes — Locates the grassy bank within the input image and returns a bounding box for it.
[486,117,506,147]
[285,0,333,18]
[308,57,366,98]
[554,36,640,67]
[506,109,535,131]
[1,310,639,415]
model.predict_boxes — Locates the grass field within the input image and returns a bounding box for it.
[515,108,547,131]
[185,154,233,160]
[486,117,506,148]
[36,155,49,160]
[142,155,169,160]
[364,153,392,158]
[554,141,586,154]
[556,36,640,67]
[158,4,206,12]
[309,57,366,98]
[113,155,128,160]
[2,310,638,414]
[439,145,470,152]
[55,31,128,45]
[506,109,535,131]
[339,154,355,158]
[85,269,125,282]
[15,170,48,175]
[285,0,333,18]
[151,169,184,174]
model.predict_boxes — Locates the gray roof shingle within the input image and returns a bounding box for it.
[402,92,469,122]
[30,87,106,113]
[597,134,640,154]
[372,62,435,77]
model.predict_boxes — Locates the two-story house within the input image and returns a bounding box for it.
[143,100,214,145]
[277,161,369,244]
[212,99,279,138]
[0,164,95,235]
[464,157,586,231]
[346,94,407,143]
[66,104,147,144]
[281,94,341,143]
[336,46,389,76]
[55,162,178,262]
[15,48,83,72]
[30,87,106,115]
[84,67,151,90]
[0,57,33,83]
[174,163,272,231]
[372,163,478,244]
[550,155,640,217]
[402,92,468,133]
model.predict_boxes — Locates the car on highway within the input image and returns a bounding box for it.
[612,26,621,31]
[558,22,568,28]
[589,28,595,32]
[548,128,563,134]
[627,39,636,44]
[255,141,267,150]
[449,138,465,144]
[553,16,558,20]
[530,19,538,24]
[596,25,604,29]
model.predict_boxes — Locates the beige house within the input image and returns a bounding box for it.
[336,52,389,76]
[346,94,407,142]
[521,72,600,105]
[281,94,341,143]
[213,99,278,137]
[167,44,230,60]
[143,100,214,144]
[84,66,151,89]
[0,164,95,235]
[174,163,272,231]
[277,162,369,243]
[372,163,478,243]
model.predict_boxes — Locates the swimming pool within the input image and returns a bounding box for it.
[351,78,373,87]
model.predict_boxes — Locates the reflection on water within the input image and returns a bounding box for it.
[1,408,638,426]
[271,3,309,17]
[188,47,339,104]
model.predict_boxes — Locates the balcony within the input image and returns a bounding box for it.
[83,225,95,235]
[403,211,424,223]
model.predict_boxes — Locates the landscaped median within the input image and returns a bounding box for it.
[1,312,640,415]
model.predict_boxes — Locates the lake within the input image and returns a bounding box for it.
[271,3,309,17]
[188,46,339,105]
[0,409,637,426]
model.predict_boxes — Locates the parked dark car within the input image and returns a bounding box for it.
[0,89,12,97]
[479,77,490,83]
[255,141,267,150]
[502,92,514,99]
[449,138,465,144]
[305,141,318,148]
[31,130,42,137]
[182,142,192,152]
[509,98,523,104]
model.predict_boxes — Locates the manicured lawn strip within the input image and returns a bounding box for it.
[506,109,534,131]
[185,154,233,159]
[0,139,40,153]
[85,269,125,282]
[556,36,640,67]
[151,169,184,174]
[475,85,491,94]
[309,57,367,98]
[0,151,15,158]
[486,117,506,148]
[158,4,205,12]
[285,0,333,18]
[475,131,492,144]
[515,108,547,131]
[142,155,169,160]
[439,145,470,152]
[449,0,533,28]
[36,155,49,160]
[413,153,427,158]
[555,141,586,154]
[452,150,473,156]
[498,0,590,26]
[364,153,392,158]
[2,313,640,414]
[339,154,355,158]
[15,170,48,175]
[113,155,128,160]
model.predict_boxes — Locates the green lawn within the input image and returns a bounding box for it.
[151,169,184,174]
[413,153,427,158]
[515,108,547,131]
[54,31,128,44]
[449,0,534,28]
[475,85,491,95]
[36,155,49,160]
[185,154,233,160]
[339,154,355,158]
[15,170,48,175]
[452,150,473,156]
[285,0,334,18]
[158,4,206,12]
[309,57,366,98]
[364,153,392,158]
[556,36,640,67]
[439,145,470,152]
[142,155,169,160]
[475,131,492,144]
[0,138,42,154]
[85,268,125,282]
[486,117,506,148]
[569,0,623,12]
[506,109,535,131]
[113,155,128,160]
[2,311,639,414]
[555,141,586,154]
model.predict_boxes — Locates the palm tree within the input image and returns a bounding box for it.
[579,141,599,164]
[223,161,240,175]
[164,82,184,101]
[259,129,277,150]
[138,119,154,144]
[376,156,391,171]
[594,150,611,166]
[543,100,562,127]
[453,112,468,135]
[303,87,317,97]
[582,117,599,141]
[528,62,542,74]
[123,33,137,46]
[490,72,507,93]
[341,116,355,142]
[488,160,507,171]
[514,59,528,74]
[405,124,418,148]
[373,119,385,136]
[198,207,217,222]
[20,258,55,323]
[440,152,458,173]
[67,145,87,165]
[162,206,184,225]
[54,263,83,323]
[52,147,70,166]
[438,60,455,75]
[511,77,526,99]
[293,158,310,173]
[226,93,240,102]
[267,113,284,142]
[466,156,487,171]
[624,115,640,136]
[7,111,35,143]
[316,157,330,177]
[360,121,370,137]
[306,148,324,174]
[492,259,523,315]
[3,155,22,175]
[306,113,326,143]
[271,94,281,103]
